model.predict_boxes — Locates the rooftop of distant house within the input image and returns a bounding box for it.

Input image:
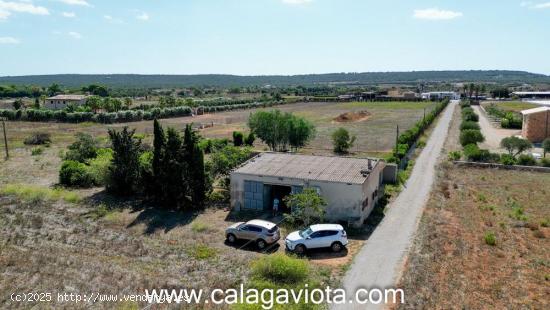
[46,94,88,100]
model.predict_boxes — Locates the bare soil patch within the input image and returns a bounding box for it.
[333,110,371,123]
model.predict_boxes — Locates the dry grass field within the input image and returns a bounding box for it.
[481,101,539,113]
[397,104,549,309]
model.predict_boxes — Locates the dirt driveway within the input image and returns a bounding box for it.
[472,105,520,151]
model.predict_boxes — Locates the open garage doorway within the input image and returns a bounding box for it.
[264,184,292,213]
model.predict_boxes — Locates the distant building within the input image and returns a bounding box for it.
[421,92,460,100]
[230,152,397,227]
[512,91,550,100]
[520,107,550,143]
[45,95,88,110]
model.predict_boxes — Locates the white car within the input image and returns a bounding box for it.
[285,224,348,254]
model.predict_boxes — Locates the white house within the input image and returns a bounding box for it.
[230,152,397,227]
[45,95,89,110]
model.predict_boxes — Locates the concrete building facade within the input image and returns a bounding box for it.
[45,95,88,110]
[421,91,460,100]
[230,153,396,227]
[521,107,550,143]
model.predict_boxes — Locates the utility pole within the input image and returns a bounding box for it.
[395,124,399,154]
[1,117,8,159]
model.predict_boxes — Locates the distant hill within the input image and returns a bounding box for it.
[1,70,549,88]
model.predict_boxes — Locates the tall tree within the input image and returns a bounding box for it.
[107,127,141,195]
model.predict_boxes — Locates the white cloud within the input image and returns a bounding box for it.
[103,14,112,20]
[62,11,75,18]
[136,11,148,21]
[59,0,91,7]
[413,8,463,20]
[68,31,81,39]
[0,1,49,18]
[282,0,313,4]
[0,36,19,44]
[533,2,550,9]
[520,1,532,7]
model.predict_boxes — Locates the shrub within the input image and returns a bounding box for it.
[463,144,491,162]
[448,150,462,161]
[59,160,95,187]
[499,154,517,165]
[462,111,479,122]
[65,133,99,163]
[517,154,536,166]
[31,147,43,156]
[87,148,113,185]
[484,232,496,246]
[250,253,309,284]
[232,131,244,147]
[460,129,485,146]
[24,133,52,146]
[460,121,480,131]
[244,132,255,146]
[541,158,550,168]
[332,127,356,154]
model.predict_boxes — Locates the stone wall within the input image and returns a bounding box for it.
[522,110,550,142]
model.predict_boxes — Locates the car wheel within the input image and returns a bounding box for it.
[256,239,267,250]
[294,244,306,255]
[226,233,237,243]
[331,242,343,252]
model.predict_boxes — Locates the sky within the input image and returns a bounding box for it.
[0,0,549,76]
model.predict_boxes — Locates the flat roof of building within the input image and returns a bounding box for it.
[521,106,550,115]
[233,152,381,185]
[46,94,88,100]
[513,91,550,95]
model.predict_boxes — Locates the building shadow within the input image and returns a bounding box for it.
[85,190,199,235]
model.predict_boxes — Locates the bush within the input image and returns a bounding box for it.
[484,232,496,246]
[65,133,98,163]
[448,150,462,161]
[332,127,356,154]
[500,154,517,165]
[31,147,43,156]
[463,144,491,162]
[244,132,255,146]
[462,111,479,122]
[59,160,95,187]
[460,129,485,146]
[87,148,113,185]
[460,121,480,131]
[517,154,537,166]
[250,253,309,284]
[24,133,51,145]
[541,158,550,168]
[232,131,244,147]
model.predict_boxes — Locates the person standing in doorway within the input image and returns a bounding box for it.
[272,197,279,217]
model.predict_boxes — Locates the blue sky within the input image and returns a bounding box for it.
[1,0,549,76]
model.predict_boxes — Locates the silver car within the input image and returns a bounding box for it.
[225,219,280,249]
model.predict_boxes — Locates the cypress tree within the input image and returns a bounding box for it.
[107,127,141,195]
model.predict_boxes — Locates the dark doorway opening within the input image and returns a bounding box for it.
[269,185,292,213]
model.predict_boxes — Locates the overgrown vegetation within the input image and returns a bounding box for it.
[0,184,80,204]
[331,127,356,154]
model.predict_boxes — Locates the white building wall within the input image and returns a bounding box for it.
[230,161,385,227]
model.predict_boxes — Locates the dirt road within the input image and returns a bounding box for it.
[472,105,520,150]
[332,100,457,310]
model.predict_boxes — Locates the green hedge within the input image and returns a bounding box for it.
[393,99,450,159]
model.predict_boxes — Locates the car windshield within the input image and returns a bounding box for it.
[299,227,313,238]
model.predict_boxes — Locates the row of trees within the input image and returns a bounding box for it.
[107,121,209,208]
[455,100,550,167]
[392,99,450,161]
[248,110,316,152]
